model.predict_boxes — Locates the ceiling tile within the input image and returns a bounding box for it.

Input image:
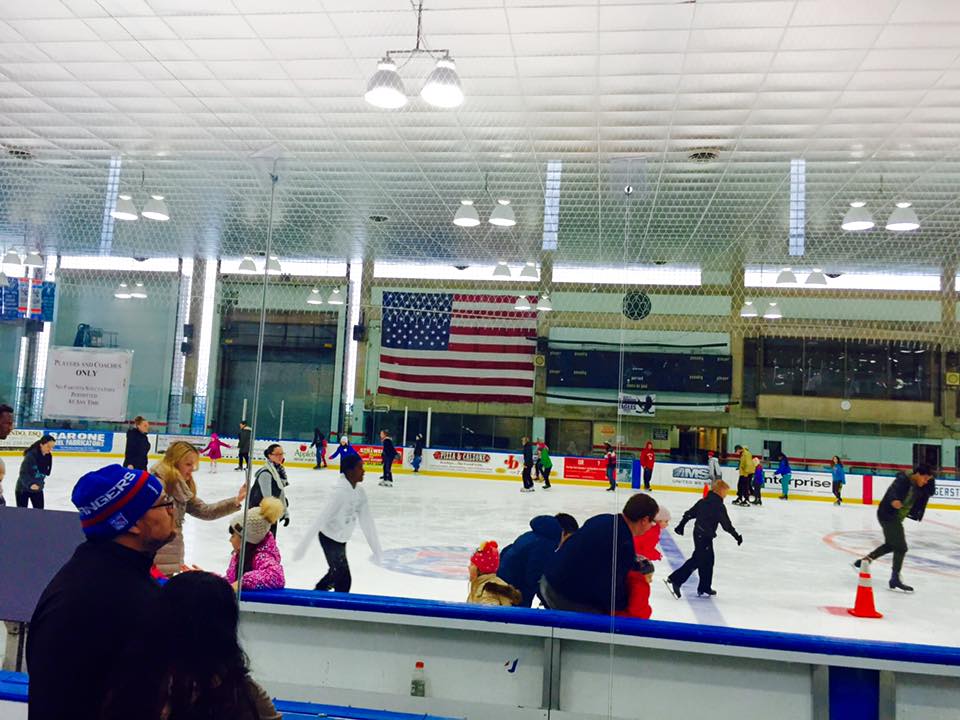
[185,38,272,61]
[8,18,100,42]
[245,12,338,38]
[506,5,597,33]
[163,15,257,40]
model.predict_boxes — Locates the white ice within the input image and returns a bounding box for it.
[13,456,960,647]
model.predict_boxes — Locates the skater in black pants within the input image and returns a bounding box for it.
[855,465,935,592]
[236,421,252,471]
[604,442,617,491]
[830,456,845,505]
[17,435,55,509]
[665,479,742,599]
[520,436,534,492]
[733,445,753,506]
[379,429,397,487]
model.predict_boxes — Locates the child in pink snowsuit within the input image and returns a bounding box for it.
[201,432,231,474]
[226,497,285,591]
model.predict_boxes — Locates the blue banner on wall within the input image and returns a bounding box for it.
[45,430,113,453]
[0,278,55,321]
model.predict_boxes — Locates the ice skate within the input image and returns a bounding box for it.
[697,589,717,597]
[378,479,393,487]
[663,578,681,599]
[889,577,914,592]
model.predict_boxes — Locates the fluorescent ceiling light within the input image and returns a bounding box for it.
[111,194,138,221]
[740,301,758,318]
[538,294,552,312]
[886,202,920,232]
[266,256,282,275]
[763,302,782,320]
[841,201,874,231]
[306,287,325,305]
[2,250,21,268]
[114,282,131,299]
[744,266,938,292]
[130,281,147,299]
[22,250,43,268]
[514,295,531,311]
[420,55,464,108]
[488,199,516,227]
[365,58,407,109]
[238,256,257,274]
[775,267,797,285]
[59,256,179,273]
[374,261,522,282]
[141,194,169,222]
[805,269,828,286]
[0,271,7,286]
[519,262,538,279]
[327,287,345,305]
[492,261,512,278]
[553,264,701,287]
[453,199,480,227]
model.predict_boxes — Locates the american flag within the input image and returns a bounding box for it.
[378,292,537,404]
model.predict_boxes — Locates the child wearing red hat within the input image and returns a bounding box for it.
[467,541,521,606]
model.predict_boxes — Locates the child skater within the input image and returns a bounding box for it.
[751,457,765,506]
[618,558,656,619]
[200,432,231,474]
[664,479,743,599]
[226,497,286,591]
[635,507,671,562]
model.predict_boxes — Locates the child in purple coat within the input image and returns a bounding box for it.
[226,497,286,591]
[752,458,765,506]
[201,432,231,474]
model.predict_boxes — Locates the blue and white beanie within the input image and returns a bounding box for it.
[72,464,164,539]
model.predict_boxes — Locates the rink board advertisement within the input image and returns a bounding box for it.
[42,347,133,421]
[424,449,517,476]
[655,462,864,500]
[46,430,112,453]
[0,428,43,450]
[562,456,609,482]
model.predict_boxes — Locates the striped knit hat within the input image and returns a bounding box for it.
[72,464,164,539]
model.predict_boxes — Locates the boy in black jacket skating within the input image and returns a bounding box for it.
[855,464,935,592]
[665,479,742,599]
[379,430,397,487]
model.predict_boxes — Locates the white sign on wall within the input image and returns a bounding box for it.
[618,392,656,416]
[43,347,133,421]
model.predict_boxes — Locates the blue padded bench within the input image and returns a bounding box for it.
[0,671,460,720]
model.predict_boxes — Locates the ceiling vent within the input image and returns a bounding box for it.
[688,149,719,163]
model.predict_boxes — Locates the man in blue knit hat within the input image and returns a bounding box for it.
[27,464,175,720]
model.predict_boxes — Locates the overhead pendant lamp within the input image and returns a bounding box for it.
[514,294,531,311]
[130,281,147,299]
[537,293,553,312]
[364,57,407,109]
[238,256,257,274]
[841,201,874,231]
[453,199,480,227]
[266,256,282,275]
[327,287,345,305]
[306,287,325,305]
[492,261,512,278]
[775,267,797,285]
[114,282,132,299]
[0,270,6,286]
[740,301,758,318]
[420,54,464,108]
[2,249,21,268]
[519,262,538,279]
[886,202,920,232]
[488,199,516,227]
[111,194,139,221]
[763,302,782,320]
[23,250,43,268]
[141,194,170,222]
[805,268,828,286]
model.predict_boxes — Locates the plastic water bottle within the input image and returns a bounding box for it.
[410,660,426,697]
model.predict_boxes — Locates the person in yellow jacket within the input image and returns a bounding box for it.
[733,445,754,507]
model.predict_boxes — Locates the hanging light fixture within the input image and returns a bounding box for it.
[2,249,21,269]
[775,267,797,285]
[841,201,874,231]
[364,2,464,110]
[327,287,345,305]
[238,256,257,274]
[420,54,463,108]
[364,57,407,109]
[537,293,553,312]
[740,301,758,318]
[886,202,920,232]
[453,199,480,227]
[130,281,147,299]
[519,262,538,279]
[0,270,6,286]
[111,194,139,221]
[266,256,282,275]
[492,261,512,278]
[114,282,132,299]
[763,302,782,320]
[22,250,43,268]
[306,287,325,305]
[141,194,170,222]
[514,295,531,311]
[805,268,828,286]
[488,199,516,227]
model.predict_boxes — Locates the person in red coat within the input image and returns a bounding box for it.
[618,558,655,619]
[639,441,656,491]
[634,507,671,561]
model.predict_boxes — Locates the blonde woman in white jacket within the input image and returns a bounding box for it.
[294,453,382,593]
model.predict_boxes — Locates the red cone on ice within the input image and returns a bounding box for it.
[702,483,709,498]
[848,559,883,619]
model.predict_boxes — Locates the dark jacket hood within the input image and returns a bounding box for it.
[529,515,562,543]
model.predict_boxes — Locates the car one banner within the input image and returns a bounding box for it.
[46,430,113,454]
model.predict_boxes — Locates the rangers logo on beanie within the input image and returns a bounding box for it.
[72,464,164,539]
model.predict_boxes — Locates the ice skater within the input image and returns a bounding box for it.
[733,445,753,506]
[520,436,535,492]
[295,453,383,594]
[310,426,328,469]
[855,464,935,592]
[16,434,55,509]
[707,450,723,483]
[379,429,397,487]
[830,456,845,505]
[775,453,792,499]
[412,434,424,472]
[635,507,670,562]
[665,479,743,599]
[539,441,553,489]
[604,442,617,492]
[751,457,764,505]
[235,421,252,472]
[330,435,359,474]
[200,432,231,474]
[639,441,655,491]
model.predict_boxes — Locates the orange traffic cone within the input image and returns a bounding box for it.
[848,559,883,619]
[702,483,710,498]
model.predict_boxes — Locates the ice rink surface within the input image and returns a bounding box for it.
[20,456,960,647]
